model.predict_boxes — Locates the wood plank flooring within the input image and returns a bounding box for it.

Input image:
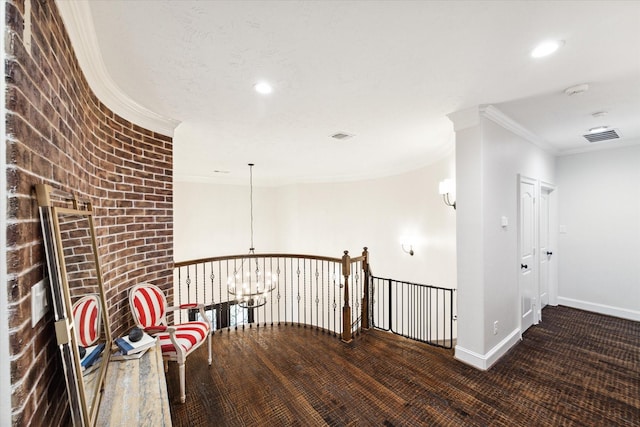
[167,306,639,426]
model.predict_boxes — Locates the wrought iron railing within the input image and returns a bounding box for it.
[173,248,370,342]
[371,276,456,349]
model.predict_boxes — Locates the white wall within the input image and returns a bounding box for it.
[482,117,556,346]
[452,106,557,370]
[454,123,485,355]
[174,154,457,289]
[275,158,457,287]
[173,180,281,262]
[556,145,640,321]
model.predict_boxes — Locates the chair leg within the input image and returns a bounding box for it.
[179,361,186,403]
[207,332,212,366]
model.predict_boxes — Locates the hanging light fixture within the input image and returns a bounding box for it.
[227,164,276,308]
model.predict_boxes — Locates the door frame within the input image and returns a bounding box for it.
[518,176,557,334]
[539,181,557,311]
[518,174,539,334]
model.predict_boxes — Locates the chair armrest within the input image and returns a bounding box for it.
[166,303,205,312]
[163,326,187,362]
[166,303,211,324]
[144,325,168,334]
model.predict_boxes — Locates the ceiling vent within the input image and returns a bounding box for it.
[330,132,354,140]
[583,129,621,143]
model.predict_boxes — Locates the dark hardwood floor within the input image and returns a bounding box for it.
[167,306,639,426]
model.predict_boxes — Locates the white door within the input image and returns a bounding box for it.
[519,177,537,331]
[539,188,552,312]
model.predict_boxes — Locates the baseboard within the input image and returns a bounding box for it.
[557,297,640,322]
[454,327,521,371]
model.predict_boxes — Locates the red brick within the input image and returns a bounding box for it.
[6,1,174,425]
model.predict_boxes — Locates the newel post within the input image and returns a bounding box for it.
[361,247,370,330]
[341,250,352,343]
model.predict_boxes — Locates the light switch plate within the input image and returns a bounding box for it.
[31,279,49,327]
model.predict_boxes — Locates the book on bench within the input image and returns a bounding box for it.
[114,332,156,355]
[81,343,105,371]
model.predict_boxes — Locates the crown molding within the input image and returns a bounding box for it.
[480,105,557,154]
[55,1,180,136]
[446,107,480,132]
[448,105,557,155]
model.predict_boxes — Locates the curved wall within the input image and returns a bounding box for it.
[5,2,173,425]
[174,153,457,289]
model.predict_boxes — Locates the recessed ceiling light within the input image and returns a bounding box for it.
[588,126,609,134]
[254,82,273,95]
[531,40,563,58]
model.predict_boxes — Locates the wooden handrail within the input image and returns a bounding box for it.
[173,247,370,342]
[174,252,343,268]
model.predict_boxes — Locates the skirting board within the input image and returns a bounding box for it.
[454,328,521,371]
[557,297,640,322]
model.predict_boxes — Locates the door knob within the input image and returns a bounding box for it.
[521,264,528,269]
[546,251,553,256]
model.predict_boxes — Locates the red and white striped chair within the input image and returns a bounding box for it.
[72,294,101,348]
[128,283,211,403]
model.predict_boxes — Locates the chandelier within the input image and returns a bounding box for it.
[227,164,276,308]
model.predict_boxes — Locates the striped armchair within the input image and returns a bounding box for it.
[129,283,212,403]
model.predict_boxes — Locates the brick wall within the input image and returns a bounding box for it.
[57,212,101,300]
[5,1,174,425]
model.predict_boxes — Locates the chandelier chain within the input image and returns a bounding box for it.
[226,163,276,309]
[249,163,255,253]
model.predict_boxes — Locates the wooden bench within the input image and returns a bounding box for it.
[97,343,171,426]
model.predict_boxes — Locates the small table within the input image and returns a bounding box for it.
[97,342,172,426]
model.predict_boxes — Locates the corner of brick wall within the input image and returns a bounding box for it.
[5,1,174,425]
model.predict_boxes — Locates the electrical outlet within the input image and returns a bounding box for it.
[493,320,499,335]
[31,280,49,327]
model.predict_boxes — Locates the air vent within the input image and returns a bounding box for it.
[583,129,621,143]
[330,132,354,140]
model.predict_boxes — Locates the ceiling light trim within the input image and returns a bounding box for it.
[55,1,180,136]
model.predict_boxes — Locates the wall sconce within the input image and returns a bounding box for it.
[402,244,414,256]
[438,179,456,210]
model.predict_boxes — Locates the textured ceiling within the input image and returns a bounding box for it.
[62,1,640,184]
